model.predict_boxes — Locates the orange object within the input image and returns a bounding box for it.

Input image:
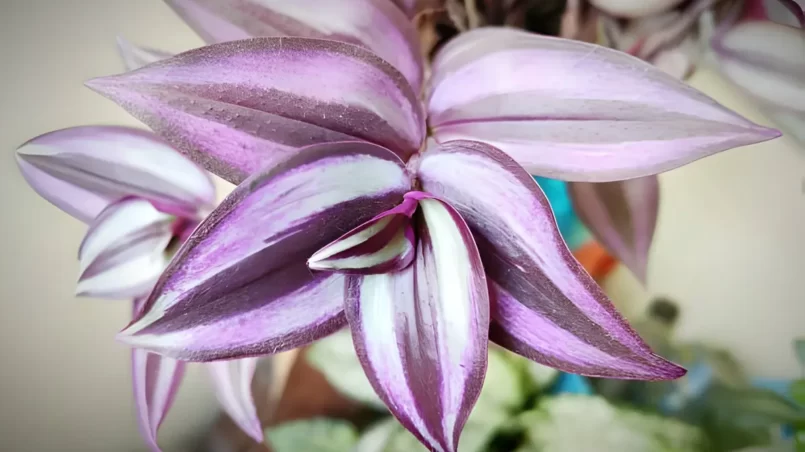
[573,241,617,283]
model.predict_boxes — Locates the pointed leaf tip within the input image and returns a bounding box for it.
[16,125,215,223]
[308,196,418,274]
[346,196,489,452]
[569,176,660,285]
[417,140,685,381]
[132,342,186,452]
[118,141,410,361]
[87,37,424,185]
[207,358,264,442]
[165,0,423,92]
[428,28,780,181]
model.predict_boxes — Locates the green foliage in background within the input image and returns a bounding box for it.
[793,338,805,452]
[265,316,805,452]
[265,418,358,452]
[306,330,386,410]
[515,395,704,452]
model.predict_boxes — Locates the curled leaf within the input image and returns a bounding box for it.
[308,196,418,274]
[118,142,410,361]
[345,195,489,451]
[77,198,174,299]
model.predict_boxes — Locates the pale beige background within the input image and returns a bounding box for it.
[0,1,802,451]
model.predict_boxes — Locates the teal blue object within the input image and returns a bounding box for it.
[533,177,590,250]
[752,378,800,439]
[753,378,798,402]
[551,372,594,395]
[660,362,714,414]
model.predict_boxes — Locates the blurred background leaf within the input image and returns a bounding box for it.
[306,331,386,410]
[795,339,805,369]
[265,418,358,452]
[516,394,704,452]
[792,380,805,406]
[678,383,805,451]
[525,362,559,392]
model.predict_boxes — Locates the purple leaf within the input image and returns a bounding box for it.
[417,140,685,380]
[133,297,186,452]
[427,28,780,182]
[165,0,423,92]
[308,196,417,274]
[77,198,175,299]
[87,37,425,184]
[345,195,489,452]
[16,126,215,223]
[116,37,174,71]
[568,176,659,285]
[132,350,185,452]
[206,358,263,442]
[713,21,805,114]
[117,141,411,361]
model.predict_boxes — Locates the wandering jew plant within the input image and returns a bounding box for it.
[16,1,782,450]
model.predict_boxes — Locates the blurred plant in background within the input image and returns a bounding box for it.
[400,0,804,146]
[262,300,804,452]
[264,169,804,452]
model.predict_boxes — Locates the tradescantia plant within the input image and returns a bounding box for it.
[15,1,783,451]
